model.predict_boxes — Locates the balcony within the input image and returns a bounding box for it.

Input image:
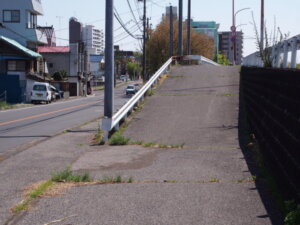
[31,0,44,15]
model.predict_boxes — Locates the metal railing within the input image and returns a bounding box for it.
[0,91,7,103]
[101,57,173,140]
[243,34,300,68]
[182,55,220,66]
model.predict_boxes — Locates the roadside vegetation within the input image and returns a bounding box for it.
[146,17,214,73]
[0,101,32,110]
[12,168,134,213]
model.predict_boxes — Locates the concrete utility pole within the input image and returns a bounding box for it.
[186,0,191,55]
[169,5,173,57]
[232,0,235,65]
[84,50,88,97]
[178,0,183,56]
[142,0,146,81]
[260,0,264,50]
[104,0,114,118]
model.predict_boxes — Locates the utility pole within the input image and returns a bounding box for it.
[232,0,236,65]
[260,0,264,50]
[186,0,191,55]
[84,50,88,97]
[178,0,183,56]
[169,5,173,57]
[142,0,146,82]
[104,0,114,118]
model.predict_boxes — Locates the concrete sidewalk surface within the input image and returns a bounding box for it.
[0,65,282,225]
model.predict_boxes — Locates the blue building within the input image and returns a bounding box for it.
[191,21,219,57]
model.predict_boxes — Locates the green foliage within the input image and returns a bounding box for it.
[12,180,54,213]
[285,201,300,225]
[52,70,68,81]
[0,101,11,110]
[217,54,230,65]
[51,167,92,182]
[127,62,141,80]
[109,131,130,145]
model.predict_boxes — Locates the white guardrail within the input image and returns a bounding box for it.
[183,55,220,66]
[101,57,173,139]
[243,34,300,68]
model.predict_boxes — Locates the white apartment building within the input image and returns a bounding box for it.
[0,0,48,48]
[82,25,104,55]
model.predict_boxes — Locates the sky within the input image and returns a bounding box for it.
[39,0,300,57]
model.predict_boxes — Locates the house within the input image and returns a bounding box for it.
[37,44,88,97]
[0,35,46,103]
[0,0,48,49]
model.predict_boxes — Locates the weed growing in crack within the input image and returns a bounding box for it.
[109,131,130,145]
[209,178,220,183]
[12,180,54,213]
[51,167,93,183]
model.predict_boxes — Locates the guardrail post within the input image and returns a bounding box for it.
[101,117,112,141]
[291,37,298,68]
[283,40,288,68]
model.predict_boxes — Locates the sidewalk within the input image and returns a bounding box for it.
[0,65,282,225]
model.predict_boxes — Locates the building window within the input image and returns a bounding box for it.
[3,10,20,23]
[27,12,37,28]
[7,61,26,71]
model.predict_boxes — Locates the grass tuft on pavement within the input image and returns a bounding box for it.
[51,167,93,182]
[109,131,130,145]
[12,180,54,213]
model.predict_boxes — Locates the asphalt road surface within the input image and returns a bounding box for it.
[0,66,282,225]
[0,83,133,158]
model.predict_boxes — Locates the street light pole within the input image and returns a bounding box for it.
[232,7,250,65]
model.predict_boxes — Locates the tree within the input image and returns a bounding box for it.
[127,61,141,80]
[146,17,214,73]
[218,54,230,65]
[52,70,68,81]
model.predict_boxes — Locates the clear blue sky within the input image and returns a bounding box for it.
[39,0,300,57]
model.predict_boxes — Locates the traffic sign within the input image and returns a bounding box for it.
[230,26,236,32]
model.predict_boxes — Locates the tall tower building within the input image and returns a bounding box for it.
[218,31,243,65]
[82,25,104,55]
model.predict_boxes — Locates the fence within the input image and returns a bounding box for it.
[243,34,300,69]
[0,91,7,103]
[0,75,22,103]
[241,66,300,202]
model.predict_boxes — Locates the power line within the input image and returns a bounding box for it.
[126,0,142,32]
[114,7,140,39]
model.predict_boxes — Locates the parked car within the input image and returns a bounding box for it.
[126,85,137,95]
[50,85,64,100]
[31,82,52,104]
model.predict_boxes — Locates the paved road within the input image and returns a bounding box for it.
[0,83,133,158]
[0,65,282,225]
